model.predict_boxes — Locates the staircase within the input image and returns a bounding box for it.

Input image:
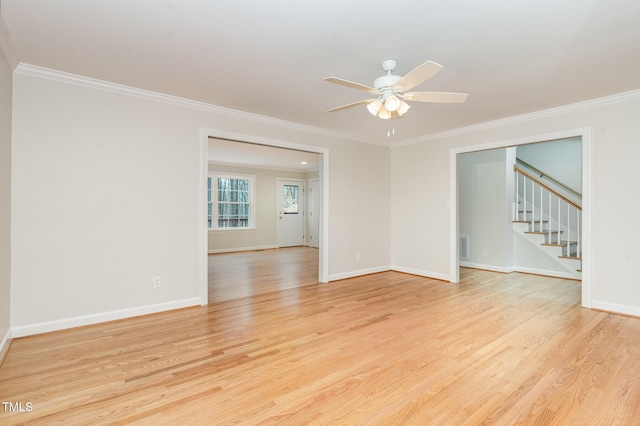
[513,160,582,279]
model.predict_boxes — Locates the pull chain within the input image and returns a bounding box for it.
[387,122,395,139]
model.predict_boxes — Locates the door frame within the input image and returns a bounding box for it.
[276,177,306,247]
[199,128,330,305]
[449,127,592,308]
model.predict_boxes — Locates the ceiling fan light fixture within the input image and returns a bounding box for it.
[396,100,411,117]
[324,59,468,123]
[384,95,401,112]
[367,99,383,116]
[377,107,392,120]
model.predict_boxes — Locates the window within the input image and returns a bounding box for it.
[283,184,299,214]
[208,173,255,230]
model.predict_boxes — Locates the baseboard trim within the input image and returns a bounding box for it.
[0,328,11,366]
[11,298,201,338]
[327,265,451,282]
[459,263,580,280]
[390,265,450,282]
[208,244,278,254]
[328,266,391,282]
[460,262,512,274]
[512,266,580,280]
[591,301,640,318]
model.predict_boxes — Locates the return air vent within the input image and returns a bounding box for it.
[459,235,470,261]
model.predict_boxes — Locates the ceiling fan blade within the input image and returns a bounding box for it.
[325,99,373,112]
[393,61,444,92]
[403,91,469,103]
[324,77,379,94]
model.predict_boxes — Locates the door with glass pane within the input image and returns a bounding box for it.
[277,178,305,247]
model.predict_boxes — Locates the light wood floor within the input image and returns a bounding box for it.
[2,252,640,424]
[208,247,319,303]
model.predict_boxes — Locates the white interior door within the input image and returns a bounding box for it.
[277,178,305,247]
[308,178,319,248]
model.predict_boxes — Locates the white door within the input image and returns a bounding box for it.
[308,178,319,248]
[277,178,305,247]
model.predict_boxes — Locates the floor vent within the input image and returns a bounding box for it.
[459,235,470,260]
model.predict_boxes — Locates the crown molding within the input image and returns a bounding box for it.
[392,89,640,148]
[0,14,18,70]
[14,63,385,146]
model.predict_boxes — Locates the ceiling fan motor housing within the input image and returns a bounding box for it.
[374,74,403,111]
[373,74,401,91]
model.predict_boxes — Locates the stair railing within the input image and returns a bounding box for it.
[514,165,582,259]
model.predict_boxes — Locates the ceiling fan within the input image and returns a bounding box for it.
[324,59,468,119]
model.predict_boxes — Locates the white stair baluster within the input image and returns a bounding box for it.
[549,191,552,239]
[567,204,571,257]
[511,169,519,220]
[532,178,535,230]
[577,210,581,258]
[524,175,527,225]
[557,197,561,244]
[540,184,544,231]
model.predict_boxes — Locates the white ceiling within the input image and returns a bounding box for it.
[209,138,319,171]
[3,0,640,146]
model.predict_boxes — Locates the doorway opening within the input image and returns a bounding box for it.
[450,128,591,308]
[199,129,329,305]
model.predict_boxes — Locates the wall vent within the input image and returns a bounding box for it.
[459,235,470,261]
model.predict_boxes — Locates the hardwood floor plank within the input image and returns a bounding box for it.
[2,250,640,424]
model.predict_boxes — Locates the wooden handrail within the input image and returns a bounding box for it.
[516,158,582,199]
[514,165,582,210]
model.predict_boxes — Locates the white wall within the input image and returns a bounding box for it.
[391,92,640,316]
[458,149,509,270]
[389,140,452,280]
[458,147,569,277]
[10,66,391,334]
[207,163,306,252]
[0,19,13,352]
[517,137,582,193]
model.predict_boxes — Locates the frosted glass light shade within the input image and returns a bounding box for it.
[367,99,383,116]
[377,108,392,119]
[396,100,411,117]
[384,95,401,112]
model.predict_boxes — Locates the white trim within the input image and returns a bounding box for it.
[459,263,580,280]
[11,298,201,338]
[0,14,18,70]
[580,130,592,308]
[390,265,450,282]
[591,301,640,318]
[0,328,11,362]
[450,127,592,309]
[319,151,329,283]
[199,129,209,305]
[394,89,640,147]
[328,266,391,282]
[459,262,512,274]
[450,150,459,283]
[208,244,278,254]
[512,267,579,280]
[14,63,382,146]
[201,128,330,290]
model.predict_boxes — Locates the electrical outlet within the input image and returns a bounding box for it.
[482,249,489,256]
[356,252,361,261]
[153,276,161,288]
